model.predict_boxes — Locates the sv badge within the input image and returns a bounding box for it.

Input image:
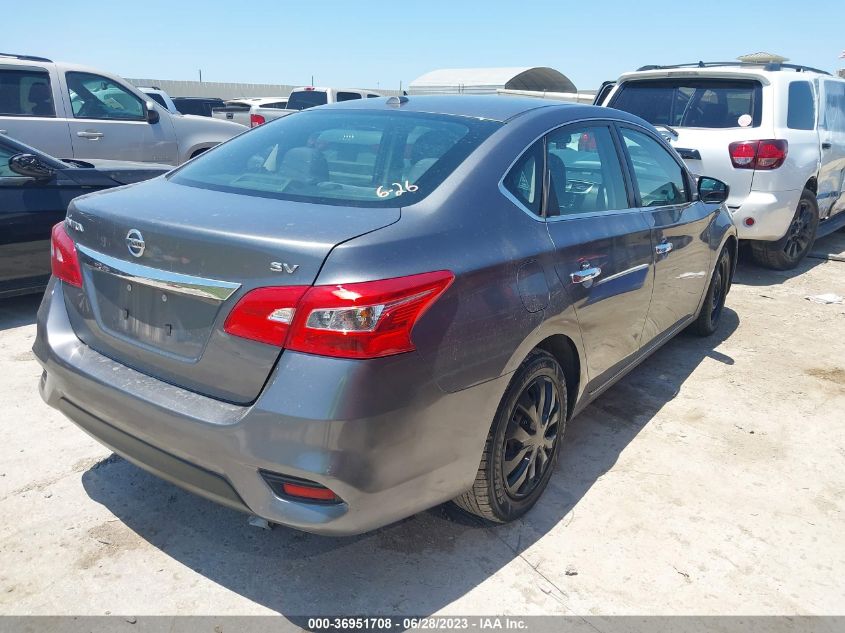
[270,262,300,274]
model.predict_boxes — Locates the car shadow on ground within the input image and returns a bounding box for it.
[734,230,845,288]
[80,308,739,620]
[0,293,42,332]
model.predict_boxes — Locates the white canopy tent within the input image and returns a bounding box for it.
[408,67,577,96]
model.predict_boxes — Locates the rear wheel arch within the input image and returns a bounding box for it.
[805,177,818,196]
[535,334,580,419]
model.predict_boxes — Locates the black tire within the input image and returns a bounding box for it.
[690,246,732,337]
[453,350,566,523]
[750,188,819,270]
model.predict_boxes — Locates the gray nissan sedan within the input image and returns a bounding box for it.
[34,96,736,535]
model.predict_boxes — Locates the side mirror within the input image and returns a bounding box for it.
[9,153,55,180]
[698,176,730,204]
[145,101,160,124]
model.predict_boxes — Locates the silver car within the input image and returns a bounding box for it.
[34,96,736,535]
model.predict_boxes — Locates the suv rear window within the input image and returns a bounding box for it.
[610,79,762,129]
[286,90,328,110]
[171,110,500,207]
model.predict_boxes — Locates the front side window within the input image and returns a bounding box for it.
[821,81,845,133]
[787,81,815,130]
[0,69,55,117]
[611,79,762,129]
[545,125,629,216]
[502,140,543,216]
[66,72,144,120]
[171,109,499,207]
[621,128,689,207]
[336,92,362,102]
[286,90,328,110]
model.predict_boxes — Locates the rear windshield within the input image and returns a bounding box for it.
[286,90,329,110]
[170,109,500,207]
[610,79,763,129]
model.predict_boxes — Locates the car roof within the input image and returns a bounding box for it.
[318,95,581,123]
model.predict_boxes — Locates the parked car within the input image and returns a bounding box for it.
[601,58,845,269]
[212,98,288,127]
[138,87,179,115]
[249,87,382,127]
[34,96,736,535]
[0,133,169,298]
[171,97,226,118]
[0,54,242,165]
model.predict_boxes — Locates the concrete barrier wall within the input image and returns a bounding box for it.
[127,78,401,99]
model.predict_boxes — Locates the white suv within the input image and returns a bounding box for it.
[602,59,845,269]
[0,54,244,165]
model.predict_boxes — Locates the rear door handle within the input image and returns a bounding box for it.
[570,266,602,284]
[822,142,832,150]
[0,129,6,135]
[655,241,674,256]
[77,131,104,139]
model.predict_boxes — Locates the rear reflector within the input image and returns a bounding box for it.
[250,113,266,127]
[259,470,342,504]
[50,222,83,288]
[728,140,788,170]
[224,270,454,359]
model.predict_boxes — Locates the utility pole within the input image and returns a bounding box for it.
[198,69,203,83]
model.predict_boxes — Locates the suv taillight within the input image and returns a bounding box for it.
[250,113,265,127]
[728,140,788,170]
[50,222,82,288]
[224,271,454,359]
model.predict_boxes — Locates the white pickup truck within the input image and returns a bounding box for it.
[212,97,288,127]
[248,87,382,127]
[0,53,244,165]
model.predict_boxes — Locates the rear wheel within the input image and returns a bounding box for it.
[690,245,732,336]
[453,350,566,523]
[750,189,818,270]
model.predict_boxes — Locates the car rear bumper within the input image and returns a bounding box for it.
[33,280,509,535]
[728,189,801,241]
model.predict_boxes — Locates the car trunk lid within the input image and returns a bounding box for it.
[63,178,399,403]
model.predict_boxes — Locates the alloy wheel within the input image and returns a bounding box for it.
[783,200,814,260]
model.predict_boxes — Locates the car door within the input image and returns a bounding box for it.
[617,125,713,343]
[0,147,81,296]
[538,122,655,388]
[61,71,176,163]
[817,79,845,217]
[0,64,73,158]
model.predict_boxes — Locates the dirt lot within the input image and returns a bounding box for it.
[1,232,843,617]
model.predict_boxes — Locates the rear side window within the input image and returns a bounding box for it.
[171,110,500,207]
[620,128,689,206]
[546,125,629,216]
[336,92,362,102]
[66,72,144,120]
[263,102,287,109]
[787,81,815,130]
[0,69,55,117]
[821,80,845,133]
[502,141,543,216]
[611,79,762,129]
[286,90,328,110]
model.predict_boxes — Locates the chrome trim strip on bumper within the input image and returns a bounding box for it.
[76,244,241,301]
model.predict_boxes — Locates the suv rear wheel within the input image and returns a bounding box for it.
[453,350,566,523]
[750,188,818,270]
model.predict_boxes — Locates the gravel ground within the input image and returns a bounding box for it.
[1,231,843,617]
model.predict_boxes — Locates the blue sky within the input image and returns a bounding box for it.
[7,0,844,91]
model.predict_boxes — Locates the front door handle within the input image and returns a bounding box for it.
[0,129,7,135]
[655,241,674,256]
[570,266,602,284]
[822,142,832,150]
[77,130,104,139]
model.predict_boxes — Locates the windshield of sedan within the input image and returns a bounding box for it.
[170,109,500,207]
[610,79,762,129]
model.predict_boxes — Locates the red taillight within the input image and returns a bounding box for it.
[224,286,308,346]
[50,222,82,288]
[728,139,788,170]
[223,270,454,359]
[250,113,265,128]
